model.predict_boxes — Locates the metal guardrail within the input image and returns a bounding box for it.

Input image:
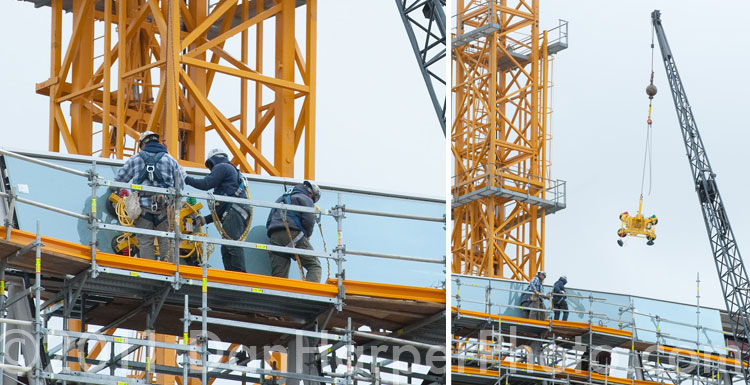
[0,149,446,294]
[452,275,742,383]
[452,163,566,208]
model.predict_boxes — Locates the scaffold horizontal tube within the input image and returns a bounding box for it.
[344,208,444,222]
[0,192,89,220]
[189,315,343,341]
[0,149,89,178]
[345,249,443,264]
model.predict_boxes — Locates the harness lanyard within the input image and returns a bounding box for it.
[279,207,306,279]
[314,205,330,280]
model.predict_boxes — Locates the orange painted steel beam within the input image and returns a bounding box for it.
[39,0,315,178]
[452,307,633,338]
[327,279,446,304]
[0,227,445,304]
[452,364,661,385]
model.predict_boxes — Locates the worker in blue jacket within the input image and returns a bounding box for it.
[266,182,322,282]
[552,276,569,321]
[185,149,251,272]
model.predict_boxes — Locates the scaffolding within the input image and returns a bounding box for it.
[0,149,447,385]
[451,275,745,385]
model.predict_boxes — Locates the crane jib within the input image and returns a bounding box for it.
[652,9,750,382]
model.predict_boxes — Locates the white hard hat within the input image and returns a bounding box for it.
[204,148,229,168]
[303,180,321,203]
[138,130,159,146]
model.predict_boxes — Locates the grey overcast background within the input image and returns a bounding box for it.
[0,1,446,198]
[538,1,750,310]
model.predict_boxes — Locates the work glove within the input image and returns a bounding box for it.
[184,176,197,187]
[194,215,207,227]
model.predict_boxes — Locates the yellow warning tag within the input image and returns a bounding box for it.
[130,272,140,277]
[1,280,5,294]
[396,328,404,335]
[202,278,207,293]
[35,258,40,273]
[255,244,267,250]
[91,198,97,214]
[251,288,263,294]
[117,382,127,385]
[114,337,124,343]
[337,230,342,246]
[131,184,142,190]
[183,332,188,345]
[146,357,150,371]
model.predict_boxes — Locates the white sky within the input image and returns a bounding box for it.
[0,1,446,198]
[538,1,750,309]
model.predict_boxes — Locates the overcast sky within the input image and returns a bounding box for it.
[0,1,446,198]
[536,1,750,309]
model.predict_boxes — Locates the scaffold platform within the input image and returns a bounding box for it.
[0,149,447,385]
[451,275,745,385]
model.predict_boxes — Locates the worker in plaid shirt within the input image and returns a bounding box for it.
[114,131,186,261]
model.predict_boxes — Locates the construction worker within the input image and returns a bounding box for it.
[552,276,569,321]
[184,149,251,272]
[266,182,322,282]
[520,271,547,320]
[114,131,185,261]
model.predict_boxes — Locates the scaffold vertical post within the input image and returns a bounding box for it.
[89,160,99,278]
[696,272,701,355]
[173,169,182,289]
[33,220,41,385]
[201,240,208,385]
[346,317,353,385]
[334,193,345,311]
[0,259,6,383]
[1,183,14,240]
[588,294,593,383]
[182,294,189,385]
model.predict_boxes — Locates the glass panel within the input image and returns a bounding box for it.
[3,153,444,287]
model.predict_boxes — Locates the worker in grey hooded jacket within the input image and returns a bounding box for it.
[265,181,322,282]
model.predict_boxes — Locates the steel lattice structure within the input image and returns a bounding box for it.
[451,0,566,280]
[395,0,446,135]
[653,10,750,382]
[34,0,316,178]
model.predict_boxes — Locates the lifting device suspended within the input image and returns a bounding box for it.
[616,32,660,247]
[652,9,750,382]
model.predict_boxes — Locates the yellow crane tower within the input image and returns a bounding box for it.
[451,0,567,280]
[32,0,316,178]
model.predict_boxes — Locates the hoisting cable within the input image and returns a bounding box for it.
[641,24,658,197]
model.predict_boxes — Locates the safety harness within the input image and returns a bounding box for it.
[134,151,166,185]
[209,166,253,242]
[133,151,169,223]
[272,189,307,279]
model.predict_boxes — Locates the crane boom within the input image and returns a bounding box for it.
[652,10,750,380]
[395,0,446,135]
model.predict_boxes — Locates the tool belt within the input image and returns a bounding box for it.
[141,193,172,212]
